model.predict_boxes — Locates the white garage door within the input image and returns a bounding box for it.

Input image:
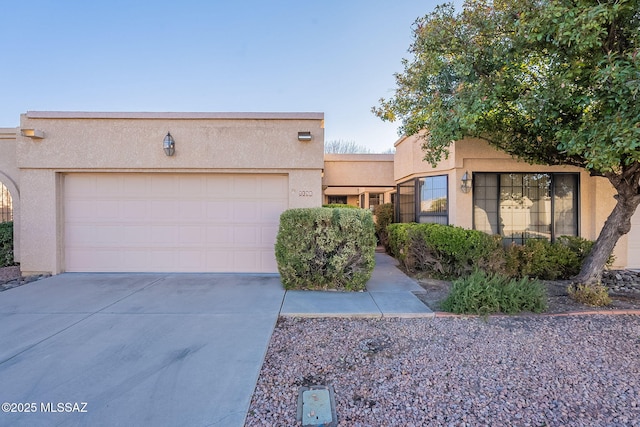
[64,173,288,273]
[628,209,640,269]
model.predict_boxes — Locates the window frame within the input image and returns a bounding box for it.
[472,172,579,244]
[396,175,449,225]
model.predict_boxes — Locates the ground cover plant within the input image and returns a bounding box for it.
[441,270,548,315]
[275,207,376,291]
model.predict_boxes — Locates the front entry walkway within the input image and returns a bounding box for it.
[280,252,434,318]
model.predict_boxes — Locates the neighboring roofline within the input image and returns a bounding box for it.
[0,128,18,139]
[25,111,324,120]
[324,153,394,161]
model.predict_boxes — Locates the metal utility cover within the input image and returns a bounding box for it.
[296,385,337,427]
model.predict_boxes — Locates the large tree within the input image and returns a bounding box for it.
[374,0,640,285]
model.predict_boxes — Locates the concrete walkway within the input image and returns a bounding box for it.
[0,252,430,427]
[281,252,434,318]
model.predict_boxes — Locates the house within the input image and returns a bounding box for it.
[0,112,324,274]
[1,111,638,275]
[322,153,394,209]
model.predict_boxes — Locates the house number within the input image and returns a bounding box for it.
[298,190,313,197]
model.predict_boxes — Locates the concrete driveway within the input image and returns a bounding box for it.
[0,273,285,427]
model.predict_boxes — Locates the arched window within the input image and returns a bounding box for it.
[0,182,12,222]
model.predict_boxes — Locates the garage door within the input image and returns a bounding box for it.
[64,173,288,273]
[628,208,640,269]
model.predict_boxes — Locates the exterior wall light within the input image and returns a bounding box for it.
[461,171,472,193]
[298,131,312,142]
[21,129,45,139]
[163,132,175,156]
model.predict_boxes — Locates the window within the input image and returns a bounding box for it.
[0,183,12,223]
[328,195,347,205]
[397,175,448,224]
[474,173,578,244]
[368,193,382,210]
[418,176,448,224]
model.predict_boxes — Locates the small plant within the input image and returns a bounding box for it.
[568,283,612,307]
[441,270,547,315]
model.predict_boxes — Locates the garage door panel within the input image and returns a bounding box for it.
[64,173,287,272]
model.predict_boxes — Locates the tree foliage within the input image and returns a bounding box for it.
[374,0,640,284]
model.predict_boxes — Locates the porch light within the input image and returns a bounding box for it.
[163,132,175,156]
[461,171,472,193]
[298,131,312,142]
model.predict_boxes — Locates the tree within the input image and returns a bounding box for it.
[324,139,372,154]
[373,0,640,285]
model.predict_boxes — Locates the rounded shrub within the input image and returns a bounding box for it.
[275,208,376,291]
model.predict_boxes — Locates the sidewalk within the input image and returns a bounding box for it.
[280,252,434,318]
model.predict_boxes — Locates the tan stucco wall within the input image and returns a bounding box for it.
[322,154,395,207]
[394,135,626,268]
[0,128,20,261]
[18,112,324,274]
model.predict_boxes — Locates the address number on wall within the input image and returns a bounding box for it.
[298,190,314,197]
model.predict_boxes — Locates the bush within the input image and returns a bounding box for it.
[504,236,605,280]
[373,203,394,251]
[568,283,612,306]
[275,208,376,291]
[0,222,15,267]
[441,270,548,315]
[387,223,504,278]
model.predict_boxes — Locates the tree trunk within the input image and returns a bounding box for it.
[574,174,640,285]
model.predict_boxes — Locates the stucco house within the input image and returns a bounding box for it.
[1,112,323,275]
[1,111,639,275]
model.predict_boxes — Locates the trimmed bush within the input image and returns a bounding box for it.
[504,236,604,280]
[0,221,15,267]
[387,223,504,278]
[275,208,376,291]
[441,270,548,315]
[373,203,394,251]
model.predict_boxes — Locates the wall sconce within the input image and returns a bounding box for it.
[298,131,312,142]
[21,129,45,139]
[163,132,175,156]
[461,171,472,193]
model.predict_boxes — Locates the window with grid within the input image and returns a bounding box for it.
[473,172,578,244]
[396,180,416,223]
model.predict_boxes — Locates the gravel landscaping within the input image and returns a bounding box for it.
[246,315,640,426]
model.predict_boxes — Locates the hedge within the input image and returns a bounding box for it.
[275,208,376,291]
[0,221,15,267]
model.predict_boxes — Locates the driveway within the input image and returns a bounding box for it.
[0,273,285,427]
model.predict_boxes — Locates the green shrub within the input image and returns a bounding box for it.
[441,270,548,315]
[386,223,413,261]
[0,221,15,267]
[504,236,604,280]
[387,223,504,278]
[568,283,612,306]
[275,208,376,291]
[373,203,394,251]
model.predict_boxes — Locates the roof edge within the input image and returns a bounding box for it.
[25,111,324,120]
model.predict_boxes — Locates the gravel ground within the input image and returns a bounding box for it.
[246,315,640,427]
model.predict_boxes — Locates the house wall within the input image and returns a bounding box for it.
[322,154,395,207]
[394,135,625,268]
[18,112,324,274]
[0,128,20,260]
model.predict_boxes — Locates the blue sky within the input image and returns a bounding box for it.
[0,1,453,152]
